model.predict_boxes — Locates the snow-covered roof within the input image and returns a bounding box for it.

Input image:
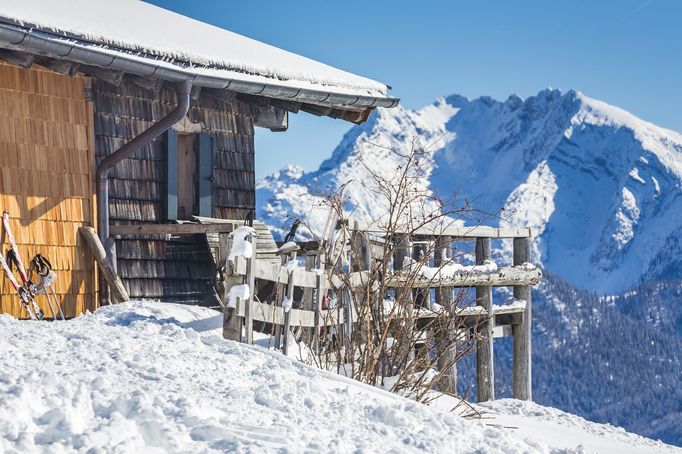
[0,0,398,109]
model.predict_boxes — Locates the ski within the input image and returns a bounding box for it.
[2,211,43,320]
[0,252,38,319]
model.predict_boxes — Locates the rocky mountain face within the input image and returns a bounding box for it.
[257,89,682,294]
[256,89,682,445]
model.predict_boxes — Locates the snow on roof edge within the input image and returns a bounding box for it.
[0,0,396,104]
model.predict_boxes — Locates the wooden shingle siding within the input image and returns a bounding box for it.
[92,79,256,304]
[0,62,97,318]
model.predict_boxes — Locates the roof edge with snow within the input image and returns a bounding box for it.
[0,2,399,113]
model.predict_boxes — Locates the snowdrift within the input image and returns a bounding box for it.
[0,302,675,453]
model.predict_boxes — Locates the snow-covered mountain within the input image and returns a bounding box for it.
[257,89,682,294]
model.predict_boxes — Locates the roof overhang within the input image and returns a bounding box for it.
[0,21,399,124]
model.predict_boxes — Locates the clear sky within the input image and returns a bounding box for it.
[148,0,681,178]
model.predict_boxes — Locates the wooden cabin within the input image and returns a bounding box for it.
[0,1,398,318]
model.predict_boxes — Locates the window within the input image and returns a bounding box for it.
[164,129,213,220]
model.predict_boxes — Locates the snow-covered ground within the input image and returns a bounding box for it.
[0,302,677,453]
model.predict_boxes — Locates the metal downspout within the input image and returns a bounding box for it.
[95,79,193,267]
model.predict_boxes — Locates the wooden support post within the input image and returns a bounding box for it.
[282,250,297,355]
[222,234,243,341]
[301,254,316,345]
[412,242,429,309]
[475,237,495,402]
[313,272,324,354]
[351,221,371,272]
[434,236,457,394]
[512,237,532,400]
[393,235,415,363]
[244,233,257,345]
[78,227,129,304]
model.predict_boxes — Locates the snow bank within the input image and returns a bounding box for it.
[0,302,675,453]
[0,302,534,453]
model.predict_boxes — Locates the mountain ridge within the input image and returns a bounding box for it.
[257,88,682,294]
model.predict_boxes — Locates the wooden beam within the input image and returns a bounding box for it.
[127,75,164,94]
[351,219,532,239]
[300,104,332,117]
[434,235,457,394]
[78,227,129,304]
[476,237,495,402]
[512,237,532,401]
[327,107,372,124]
[244,233,257,345]
[109,222,239,236]
[202,88,236,104]
[0,49,34,68]
[222,235,243,342]
[254,105,288,132]
[327,266,541,290]
[35,57,80,77]
[231,255,329,289]
[190,85,202,101]
[270,99,302,113]
[282,249,297,354]
[80,65,124,86]
[235,296,342,327]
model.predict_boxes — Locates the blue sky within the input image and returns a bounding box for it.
[149,0,681,178]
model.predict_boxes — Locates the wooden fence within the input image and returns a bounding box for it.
[223,222,540,402]
[103,217,539,402]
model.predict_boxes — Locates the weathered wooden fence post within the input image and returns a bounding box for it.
[244,232,257,345]
[475,237,495,402]
[301,253,317,345]
[412,241,429,309]
[282,248,298,355]
[313,272,324,354]
[512,237,532,400]
[222,233,244,341]
[393,234,415,363]
[434,235,457,394]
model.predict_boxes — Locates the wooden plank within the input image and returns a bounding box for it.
[110,223,239,236]
[393,235,415,362]
[475,237,494,402]
[232,255,327,289]
[434,235,456,394]
[222,235,242,342]
[352,218,532,239]
[235,297,342,327]
[493,325,514,338]
[78,227,129,304]
[244,233,256,345]
[313,272,324,353]
[282,250,296,355]
[512,237,532,401]
[328,267,541,289]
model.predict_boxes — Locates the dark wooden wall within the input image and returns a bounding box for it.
[92,79,257,304]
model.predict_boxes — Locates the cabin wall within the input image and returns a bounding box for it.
[0,62,97,318]
[92,80,257,304]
